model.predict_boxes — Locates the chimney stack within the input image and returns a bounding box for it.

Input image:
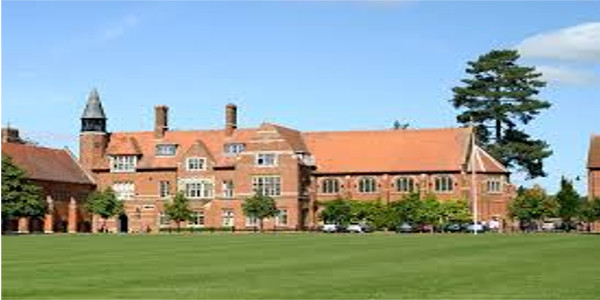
[154,105,168,139]
[225,104,237,136]
[1,126,23,144]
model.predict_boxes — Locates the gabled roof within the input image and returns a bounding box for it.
[467,146,508,173]
[303,127,506,174]
[270,124,308,153]
[589,135,600,169]
[2,142,94,185]
[81,89,106,119]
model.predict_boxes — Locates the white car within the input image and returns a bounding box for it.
[322,224,339,233]
[346,224,364,233]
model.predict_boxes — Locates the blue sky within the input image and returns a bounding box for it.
[2,1,599,194]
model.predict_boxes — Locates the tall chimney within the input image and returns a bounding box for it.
[154,105,168,139]
[225,104,237,136]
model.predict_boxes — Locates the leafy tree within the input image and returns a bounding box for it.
[319,198,352,226]
[451,49,552,178]
[1,156,45,223]
[419,194,442,232]
[392,120,410,130]
[389,193,424,225]
[85,187,124,233]
[440,199,472,224]
[242,193,278,231]
[555,177,581,232]
[508,185,556,231]
[579,198,600,232]
[349,200,392,230]
[164,191,193,232]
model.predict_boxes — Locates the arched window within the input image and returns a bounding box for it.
[321,178,340,194]
[434,175,454,192]
[396,177,415,193]
[358,177,377,193]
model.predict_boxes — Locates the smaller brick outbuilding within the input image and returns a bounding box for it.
[1,127,96,233]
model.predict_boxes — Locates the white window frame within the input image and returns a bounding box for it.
[321,178,340,194]
[182,179,214,199]
[188,211,205,227]
[395,176,415,193]
[222,180,234,199]
[434,175,454,193]
[276,209,288,226]
[486,176,503,194]
[159,181,171,198]
[255,153,278,167]
[159,212,170,227]
[224,143,245,155]
[245,216,259,227]
[252,175,281,197]
[112,182,135,200]
[110,155,137,173]
[222,209,234,227]
[186,157,207,171]
[155,144,177,157]
[358,177,377,193]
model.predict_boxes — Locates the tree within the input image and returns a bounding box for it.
[555,177,580,232]
[392,120,410,130]
[440,199,472,225]
[1,156,45,224]
[419,194,442,233]
[349,200,392,230]
[389,193,423,225]
[579,198,600,232]
[319,198,352,226]
[85,187,124,233]
[242,193,278,232]
[164,192,193,232]
[508,185,556,231]
[451,49,552,178]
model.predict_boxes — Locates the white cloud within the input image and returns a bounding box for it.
[101,14,140,42]
[517,22,600,62]
[536,65,600,86]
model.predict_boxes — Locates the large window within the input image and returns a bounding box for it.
[434,176,454,193]
[222,180,234,199]
[110,156,136,173]
[256,153,277,167]
[358,177,377,193]
[396,177,415,193]
[486,177,503,194]
[224,143,245,155]
[276,209,288,226]
[159,212,170,227]
[188,211,205,227]
[156,144,177,157]
[159,181,171,198]
[252,176,281,196]
[186,157,206,171]
[184,180,214,199]
[222,209,234,227]
[112,182,134,200]
[321,178,340,194]
[245,216,259,227]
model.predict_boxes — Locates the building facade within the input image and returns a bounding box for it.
[79,90,514,233]
[588,135,600,200]
[2,127,96,233]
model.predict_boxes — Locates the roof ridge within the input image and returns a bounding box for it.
[303,127,470,134]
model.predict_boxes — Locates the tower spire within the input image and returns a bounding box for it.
[81,88,107,132]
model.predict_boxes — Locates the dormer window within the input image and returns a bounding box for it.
[186,157,206,171]
[224,143,245,155]
[256,153,277,167]
[156,144,177,157]
[110,155,137,173]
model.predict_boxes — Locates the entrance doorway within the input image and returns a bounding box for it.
[118,214,128,233]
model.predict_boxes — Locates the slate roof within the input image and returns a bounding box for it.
[81,89,106,119]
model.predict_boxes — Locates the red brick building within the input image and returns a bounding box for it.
[79,90,514,233]
[588,135,599,199]
[2,128,95,233]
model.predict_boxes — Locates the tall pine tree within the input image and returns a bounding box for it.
[451,49,552,178]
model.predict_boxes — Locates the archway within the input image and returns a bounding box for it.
[118,214,128,233]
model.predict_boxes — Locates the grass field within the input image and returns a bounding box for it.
[2,233,600,299]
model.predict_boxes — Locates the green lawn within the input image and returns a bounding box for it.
[2,233,600,299]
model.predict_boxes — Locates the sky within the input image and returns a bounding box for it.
[2,1,599,194]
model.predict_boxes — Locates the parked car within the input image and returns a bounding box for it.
[443,223,463,233]
[541,222,556,231]
[346,224,373,233]
[464,222,488,233]
[322,224,342,233]
[396,223,417,233]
